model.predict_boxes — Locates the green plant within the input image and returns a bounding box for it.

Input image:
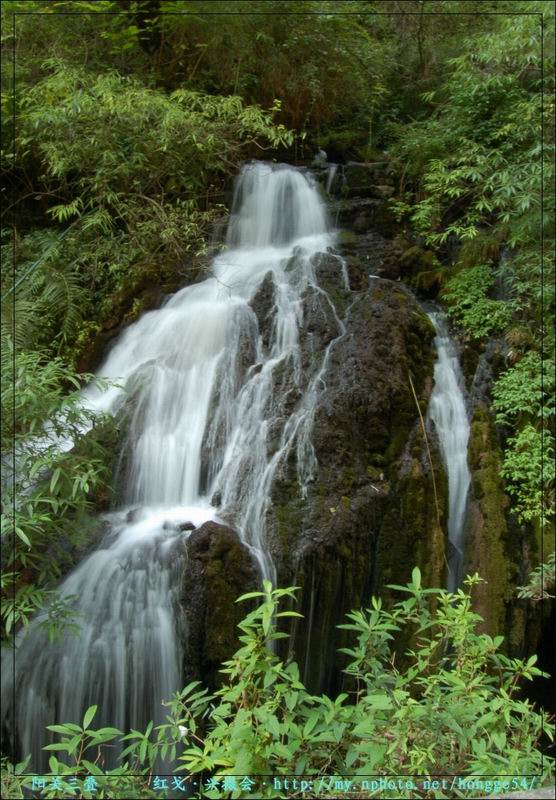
[518,552,556,601]
[499,424,555,523]
[492,351,555,425]
[441,265,515,340]
[0,346,115,637]
[6,573,552,799]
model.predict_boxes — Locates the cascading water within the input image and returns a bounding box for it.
[2,162,349,769]
[427,313,471,592]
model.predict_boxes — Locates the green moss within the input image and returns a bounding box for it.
[399,246,436,275]
[456,230,501,269]
[398,246,448,297]
[384,416,414,462]
[370,285,387,302]
[336,230,358,247]
[274,494,304,551]
[376,446,448,607]
[339,466,358,491]
[366,465,383,481]
[466,404,513,639]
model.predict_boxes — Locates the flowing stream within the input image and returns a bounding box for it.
[2,162,348,769]
[427,313,471,592]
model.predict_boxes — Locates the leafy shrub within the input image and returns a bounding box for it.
[492,351,555,425]
[0,346,115,637]
[499,424,555,523]
[518,552,556,601]
[19,62,292,210]
[4,573,553,798]
[441,265,514,339]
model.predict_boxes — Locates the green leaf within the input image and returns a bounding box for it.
[367,694,393,711]
[50,467,61,493]
[412,567,421,590]
[43,742,73,751]
[236,591,264,603]
[80,759,105,775]
[82,704,98,729]
[15,527,31,547]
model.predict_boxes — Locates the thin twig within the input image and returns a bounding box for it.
[408,371,441,530]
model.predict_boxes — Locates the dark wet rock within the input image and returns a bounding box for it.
[329,197,382,229]
[373,184,396,199]
[466,337,508,406]
[235,310,258,378]
[341,161,396,199]
[302,286,341,347]
[338,230,404,282]
[180,521,259,689]
[311,149,328,169]
[267,278,444,693]
[312,252,347,297]
[330,197,399,241]
[249,271,276,350]
[179,522,196,532]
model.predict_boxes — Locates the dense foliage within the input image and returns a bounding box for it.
[390,7,554,531]
[1,0,554,795]
[1,575,553,798]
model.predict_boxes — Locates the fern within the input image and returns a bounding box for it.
[1,229,86,355]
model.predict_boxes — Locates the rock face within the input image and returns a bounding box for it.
[465,403,514,636]
[464,358,549,660]
[173,160,443,694]
[266,276,445,693]
[249,270,276,350]
[180,522,259,689]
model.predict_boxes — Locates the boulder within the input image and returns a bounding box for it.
[342,161,396,199]
[249,271,276,350]
[180,521,259,689]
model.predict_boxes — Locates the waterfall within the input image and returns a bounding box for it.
[325,164,338,194]
[427,313,471,592]
[2,162,348,769]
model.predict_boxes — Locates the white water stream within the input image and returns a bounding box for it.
[428,313,471,592]
[2,162,348,769]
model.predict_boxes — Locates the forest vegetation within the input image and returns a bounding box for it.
[0,1,554,798]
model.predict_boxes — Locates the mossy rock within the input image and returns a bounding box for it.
[336,230,359,248]
[465,403,513,638]
[456,230,501,269]
[181,522,259,690]
[400,246,436,274]
[377,428,448,595]
[266,280,439,693]
[75,256,207,372]
[398,246,447,297]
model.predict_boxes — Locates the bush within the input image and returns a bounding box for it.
[4,571,553,799]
